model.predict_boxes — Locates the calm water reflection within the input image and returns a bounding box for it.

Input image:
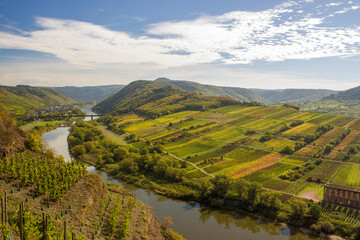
[41,108,322,240]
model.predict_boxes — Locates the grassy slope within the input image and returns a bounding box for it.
[0,85,75,115]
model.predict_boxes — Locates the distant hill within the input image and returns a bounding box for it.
[251,88,337,103]
[323,85,360,101]
[93,80,245,118]
[54,85,124,103]
[298,85,360,117]
[0,85,75,115]
[155,78,265,103]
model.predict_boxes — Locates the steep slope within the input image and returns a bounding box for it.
[252,88,337,103]
[0,85,75,115]
[155,78,265,103]
[54,85,124,103]
[93,80,242,118]
[0,112,26,157]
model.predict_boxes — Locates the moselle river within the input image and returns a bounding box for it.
[41,108,322,240]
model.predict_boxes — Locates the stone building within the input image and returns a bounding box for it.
[323,184,360,208]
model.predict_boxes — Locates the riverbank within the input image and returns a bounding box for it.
[80,152,347,240]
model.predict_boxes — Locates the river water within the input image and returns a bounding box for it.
[41,108,321,240]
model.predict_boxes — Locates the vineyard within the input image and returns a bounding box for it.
[93,103,360,202]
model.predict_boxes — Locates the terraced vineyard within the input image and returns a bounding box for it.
[99,104,360,201]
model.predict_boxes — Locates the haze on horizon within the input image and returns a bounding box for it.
[0,0,359,90]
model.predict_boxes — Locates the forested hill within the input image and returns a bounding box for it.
[297,85,360,117]
[0,85,75,115]
[323,85,360,101]
[54,85,124,103]
[93,80,248,118]
[251,88,337,103]
[155,77,265,103]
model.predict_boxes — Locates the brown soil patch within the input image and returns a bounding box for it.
[300,190,322,201]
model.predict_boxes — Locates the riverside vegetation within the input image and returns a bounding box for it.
[0,112,184,239]
[66,80,360,239]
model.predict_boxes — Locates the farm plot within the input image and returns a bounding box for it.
[334,130,360,151]
[207,105,253,114]
[263,137,296,152]
[278,155,307,165]
[123,120,166,137]
[282,123,317,136]
[241,106,273,116]
[286,112,318,122]
[313,128,346,148]
[197,112,240,123]
[202,125,245,142]
[173,119,211,130]
[204,148,269,175]
[241,118,283,131]
[226,116,259,128]
[116,114,145,126]
[250,107,278,117]
[146,128,179,140]
[264,108,298,119]
[228,152,283,179]
[244,162,294,183]
[330,163,360,187]
[155,111,202,124]
[306,114,333,124]
[283,161,342,195]
[262,178,292,191]
[335,117,355,128]
[165,138,224,158]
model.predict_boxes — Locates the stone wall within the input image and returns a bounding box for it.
[324,184,360,208]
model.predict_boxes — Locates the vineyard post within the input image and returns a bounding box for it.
[4,191,7,223]
[19,203,23,240]
[64,220,67,240]
[1,197,3,223]
[45,214,48,240]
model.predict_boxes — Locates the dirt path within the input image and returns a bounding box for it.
[300,190,322,201]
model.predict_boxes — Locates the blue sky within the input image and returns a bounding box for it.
[0,0,359,90]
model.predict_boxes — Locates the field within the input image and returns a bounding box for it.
[104,104,360,200]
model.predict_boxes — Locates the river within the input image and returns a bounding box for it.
[42,107,322,240]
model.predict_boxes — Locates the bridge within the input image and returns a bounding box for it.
[37,114,105,120]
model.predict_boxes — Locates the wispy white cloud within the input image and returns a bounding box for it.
[0,0,359,69]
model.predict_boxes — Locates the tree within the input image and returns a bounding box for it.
[308,203,321,223]
[83,141,95,153]
[235,178,249,201]
[247,182,262,207]
[119,158,139,174]
[211,175,232,199]
[71,144,85,156]
[288,198,308,226]
[199,179,213,199]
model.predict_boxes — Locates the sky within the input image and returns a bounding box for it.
[0,0,359,90]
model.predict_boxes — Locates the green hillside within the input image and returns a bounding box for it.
[324,85,360,101]
[252,88,337,103]
[0,85,75,115]
[93,80,246,118]
[298,85,360,117]
[54,85,124,103]
[156,78,265,103]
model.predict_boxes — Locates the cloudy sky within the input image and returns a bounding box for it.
[0,0,359,90]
